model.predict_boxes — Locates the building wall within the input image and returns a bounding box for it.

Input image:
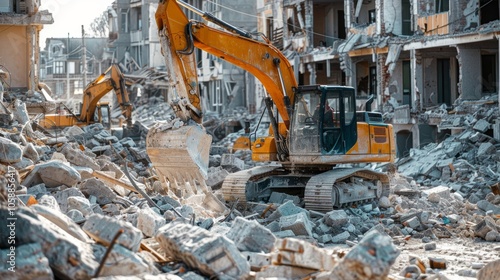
[0,26,29,89]
[457,47,482,100]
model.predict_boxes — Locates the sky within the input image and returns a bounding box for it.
[39,0,115,48]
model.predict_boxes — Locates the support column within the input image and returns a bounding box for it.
[410,49,423,110]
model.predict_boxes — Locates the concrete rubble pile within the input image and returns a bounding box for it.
[0,97,499,279]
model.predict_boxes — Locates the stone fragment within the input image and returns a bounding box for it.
[267,200,308,221]
[67,196,94,216]
[226,217,276,253]
[0,243,53,279]
[83,214,143,252]
[477,200,500,215]
[324,209,349,227]
[268,192,301,205]
[79,178,117,205]
[67,209,86,223]
[477,142,496,157]
[327,231,400,280]
[428,257,447,269]
[52,187,86,212]
[22,160,81,188]
[23,142,39,162]
[31,204,91,242]
[473,119,490,132]
[62,144,100,170]
[240,251,271,270]
[137,207,166,237]
[424,242,437,251]
[0,206,99,279]
[331,231,350,244]
[378,196,391,208]
[279,212,313,236]
[156,222,250,279]
[221,153,245,172]
[256,265,317,279]
[0,136,22,163]
[272,238,337,270]
[475,219,498,239]
[94,244,159,277]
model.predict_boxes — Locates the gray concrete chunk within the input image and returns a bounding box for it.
[279,212,313,237]
[324,209,349,227]
[83,213,143,252]
[226,217,276,253]
[79,178,117,205]
[22,160,81,188]
[0,136,22,164]
[156,222,250,279]
[0,243,53,279]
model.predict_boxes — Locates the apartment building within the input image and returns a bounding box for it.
[257,0,500,157]
[108,0,257,116]
[0,0,52,93]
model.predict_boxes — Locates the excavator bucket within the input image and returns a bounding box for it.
[146,122,212,197]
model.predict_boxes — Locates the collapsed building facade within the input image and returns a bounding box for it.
[257,0,500,158]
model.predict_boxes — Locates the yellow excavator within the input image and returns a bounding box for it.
[149,0,396,211]
[39,64,133,130]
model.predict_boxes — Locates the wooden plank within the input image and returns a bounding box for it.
[92,170,139,194]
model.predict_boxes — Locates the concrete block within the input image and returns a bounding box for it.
[324,209,349,227]
[0,243,53,279]
[240,251,271,270]
[83,213,143,252]
[67,196,93,217]
[477,200,500,215]
[473,119,490,133]
[221,153,245,172]
[328,230,400,279]
[422,186,451,199]
[79,178,117,206]
[22,160,81,188]
[403,216,421,229]
[475,219,498,239]
[37,194,61,212]
[226,216,276,253]
[477,142,496,158]
[331,231,350,243]
[62,144,100,170]
[93,243,159,277]
[256,265,317,279]
[53,187,86,212]
[268,192,301,205]
[23,142,39,162]
[0,206,99,279]
[0,136,22,163]
[137,207,166,237]
[279,212,313,236]
[67,209,86,223]
[272,238,337,270]
[273,230,295,238]
[156,222,250,279]
[268,200,308,221]
[31,204,91,243]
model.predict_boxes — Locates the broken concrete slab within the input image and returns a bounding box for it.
[0,136,22,164]
[324,209,349,227]
[137,207,166,237]
[326,230,400,280]
[31,204,92,243]
[225,216,276,253]
[0,206,99,279]
[79,178,117,205]
[93,243,159,277]
[22,160,81,188]
[279,212,313,237]
[0,243,53,279]
[156,222,250,279]
[272,237,338,271]
[83,213,143,252]
[62,144,101,170]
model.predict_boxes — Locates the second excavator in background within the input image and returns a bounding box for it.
[148,0,396,212]
[39,64,133,131]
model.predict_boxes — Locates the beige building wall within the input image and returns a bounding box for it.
[0,25,29,89]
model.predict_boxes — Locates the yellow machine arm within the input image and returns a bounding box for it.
[155,0,297,127]
[79,64,132,126]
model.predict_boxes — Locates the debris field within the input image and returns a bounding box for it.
[0,95,499,280]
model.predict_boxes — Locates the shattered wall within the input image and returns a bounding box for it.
[383,0,402,35]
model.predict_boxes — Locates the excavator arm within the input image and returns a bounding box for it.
[79,64,132,126]
[155,0,297,127]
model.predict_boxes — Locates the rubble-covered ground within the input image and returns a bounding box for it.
[0,95,499,280]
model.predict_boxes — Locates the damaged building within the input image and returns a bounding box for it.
[257,0,500,157]
[0,0,53,113]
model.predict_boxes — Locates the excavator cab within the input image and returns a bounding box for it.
[290,85,357,156]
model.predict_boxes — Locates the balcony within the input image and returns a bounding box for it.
[417,12,449,36]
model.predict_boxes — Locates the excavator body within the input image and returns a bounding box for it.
[151,0,396,212]
[39,64,132,130]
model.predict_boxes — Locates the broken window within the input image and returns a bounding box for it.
[266,17,273,41]
[435,0,449,13]
[74,80,83,95]
[481,54,497,94]
[480,0,499,24]
[368,9,376,23]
